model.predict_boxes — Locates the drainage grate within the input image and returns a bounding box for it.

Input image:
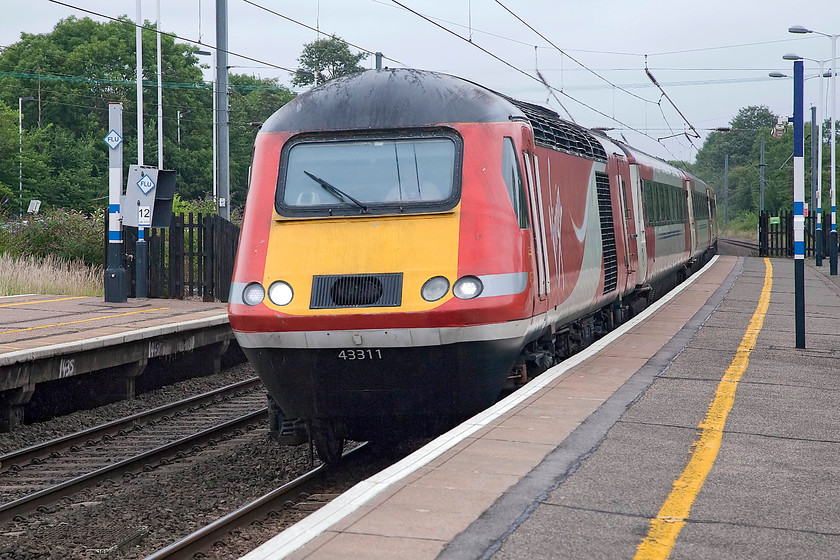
[310,273,403,309]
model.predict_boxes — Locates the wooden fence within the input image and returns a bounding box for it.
[759,210,830,258]
[110,213,240,302]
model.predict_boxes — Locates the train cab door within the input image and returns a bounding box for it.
[614,158,637,292]
[523,149,549,301]
[628,164,648,285]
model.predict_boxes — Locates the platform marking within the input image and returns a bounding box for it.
[0,307,170,335]
[0,296,86,308]
[634,258,773,560]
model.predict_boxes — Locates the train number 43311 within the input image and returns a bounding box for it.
[338,349,383,360]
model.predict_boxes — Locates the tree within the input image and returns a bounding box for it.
[291,36,368,87]
[0,16,296,217]
[228,74,295,208]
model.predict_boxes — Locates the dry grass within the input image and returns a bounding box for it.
[0,253,103,297]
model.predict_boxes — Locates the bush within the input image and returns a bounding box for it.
[0,209,105,267]
[724,211,758,240]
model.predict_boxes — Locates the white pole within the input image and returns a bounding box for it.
[830,34,837,274]
[156,0,163,169]
[212,50,218,206]
[136,0,144,165]
[18,97,23,219]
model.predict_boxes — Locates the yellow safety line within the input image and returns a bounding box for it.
[0,307,170,335]
[634,258,773,560]
[0,296,87,307]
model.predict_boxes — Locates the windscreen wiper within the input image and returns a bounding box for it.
[304,170,368,213]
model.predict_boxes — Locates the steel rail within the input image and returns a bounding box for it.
[143,443,369,560]
[0,408,266,524]
[0,377,260,471]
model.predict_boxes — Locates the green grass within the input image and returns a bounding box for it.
[0,253,103,297]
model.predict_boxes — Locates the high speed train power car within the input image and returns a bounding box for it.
[228,69,717,462]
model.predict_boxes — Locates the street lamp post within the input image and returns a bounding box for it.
[195,49,217,210]
[18,96,34,219]
[790,25,838,274]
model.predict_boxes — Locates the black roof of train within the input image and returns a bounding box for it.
[262,68,607,162]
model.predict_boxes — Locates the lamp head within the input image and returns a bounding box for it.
[769,72,788,78]
[782,53,803,61]
[788,25,811,34]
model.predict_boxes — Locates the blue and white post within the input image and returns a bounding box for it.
[104,102,126,303]
[793,59,806,348]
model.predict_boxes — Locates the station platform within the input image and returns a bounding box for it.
[243,255,840,559]
[0,295,230,431]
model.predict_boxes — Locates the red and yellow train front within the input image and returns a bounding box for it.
[229,122,535,439]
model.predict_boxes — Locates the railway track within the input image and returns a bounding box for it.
[719,237,759,253]
[0,377,265,523]
[145,442,369,560]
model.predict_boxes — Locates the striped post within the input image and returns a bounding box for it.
[105,102,126,303]
[793,60,806,348]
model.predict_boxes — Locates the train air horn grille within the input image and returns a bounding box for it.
[310,273,403,309]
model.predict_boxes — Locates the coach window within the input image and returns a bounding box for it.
[502,137,529,228]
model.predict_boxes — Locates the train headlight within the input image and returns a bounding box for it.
[453,276,483,299]
[268,281,294,306]
[242,282,265,306]
[421,276,449,302]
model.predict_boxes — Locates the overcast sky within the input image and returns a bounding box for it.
[2,0,838,162]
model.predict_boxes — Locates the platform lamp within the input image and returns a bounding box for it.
[790,25,838,274]
[18,96,34,219]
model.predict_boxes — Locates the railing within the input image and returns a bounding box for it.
[109,213,240,302]
[758,210,830,258]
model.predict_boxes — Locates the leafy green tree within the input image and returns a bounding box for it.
[291,36,368,87]
[0,16,213,214]
[0,15,297,220]
[228,74,295,208]
[0,101,24,217]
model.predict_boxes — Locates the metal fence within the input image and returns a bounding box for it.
[110,213,240,302]
[759,210,830,258]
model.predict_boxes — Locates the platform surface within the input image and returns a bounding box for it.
[0,295,228,365]
[242,255,840,560]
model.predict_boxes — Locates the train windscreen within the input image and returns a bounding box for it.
[276,132,461,216]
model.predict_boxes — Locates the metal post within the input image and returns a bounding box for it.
[216,0,230,219]
[830,35,838,275]
[136,227,147,298]
[811,106,817,214]
[105,103,127,303]
[793,59,806,348]
[136,0,144,166]
[760,138,765,214]
[817,59,825,266]
[723,154,729,233]
[375,52,383,70]
[811,106,818,263]
[156,0,163,170]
